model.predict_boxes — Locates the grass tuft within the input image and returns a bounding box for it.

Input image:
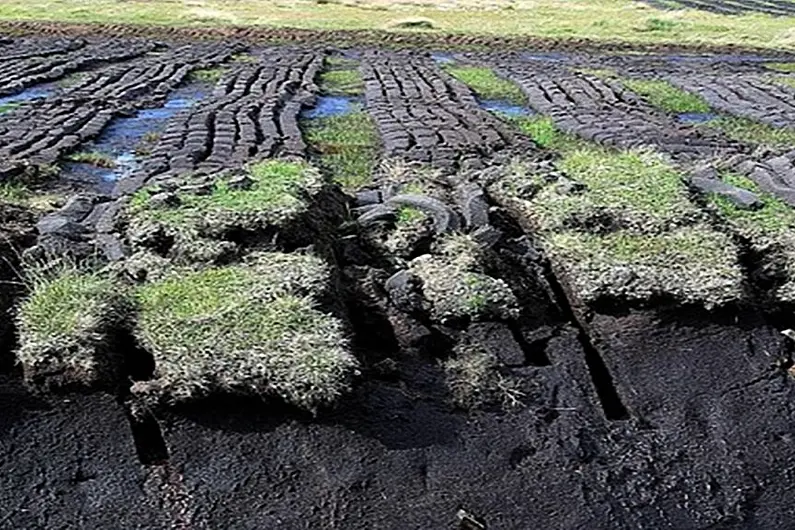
[68,150,116,168]
[622,78,711,114]
[132,252,357,409]
[0,102,19,114]
[511,115,574,149]
[444,340,523,410]
[16,265,131,389]
[188,67,225,83]
[443,65,526,105]
[411,234,519,322]
[305,108,379,190]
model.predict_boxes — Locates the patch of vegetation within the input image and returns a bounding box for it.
[132,252,357,410]
[705,116,795,149]
[766,63,795,73]
[305,109,379,190]
[0,181,30,205]
[774,76,795,90]
[319,68,364,96]
[511,115,575,150]
[0,102,19,114]
[493,117,743,306]
[705,173,795,302]
[16,266,132,389]
[546,226,742,306]
[622,78,711,114]
[326,56,358,69]
[410,234,519,322]
[188,67,225,83]
[68,150,116,168]
[443,340,523,410]
[0,0,794,52]
[396,205,425,224]
[443,65,526,105]
[129,159,323,230]
[231,52,259,63]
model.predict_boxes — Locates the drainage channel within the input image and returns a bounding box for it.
[60,82,212,194]
[301,94,361,120]
[0,82,57,108]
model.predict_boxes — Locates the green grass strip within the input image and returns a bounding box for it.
[305,108,379,190]
[622,78,711,114]
[443,65,526,105]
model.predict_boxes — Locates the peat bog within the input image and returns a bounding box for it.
[2,22,795,530]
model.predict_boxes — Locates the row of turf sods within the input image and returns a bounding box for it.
[14,159,360,412]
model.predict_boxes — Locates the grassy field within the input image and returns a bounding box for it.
[1,0,794,50]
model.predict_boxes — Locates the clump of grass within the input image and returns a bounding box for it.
[326,56,358,69]
[319,68,364,96]
[231,53,259,63]
[68,150,116,168]
[385,17,438,30]
[546,227,742,305]
[493,117,743,306]
[188,67,225,83]
[0,102,19,114]
[766,63,795,73]
[511,115,576,149]
[622,78,710,114]
[443,340,523,410]
[443,65,526,105]
[396,206,425,225]
[305,109,379,190]
[705,116,795,149]
[705,173,795,302]
[129,159,323,231]
[774,76,795,90]
[16,266,132,389]
[132,252,358,410]
[0,181,30,205]
[410,234,519,322]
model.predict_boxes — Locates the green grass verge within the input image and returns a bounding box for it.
[305,108,379,190]
[443,65,526,104]
[16,267,131,388]
[320,67,364,96]
[132,252,357,409]
[0,0,793,51]
[705,116,795,149]
[511,115,581,150]
[622,78,711,114]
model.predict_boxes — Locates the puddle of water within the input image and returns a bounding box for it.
[520,52,570,63]
[677,112,717,124]
[302,95,359,119]
[0,83,57,106]
[479,99,534,117]
[60,83,210,193]
[430,52,455,65]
